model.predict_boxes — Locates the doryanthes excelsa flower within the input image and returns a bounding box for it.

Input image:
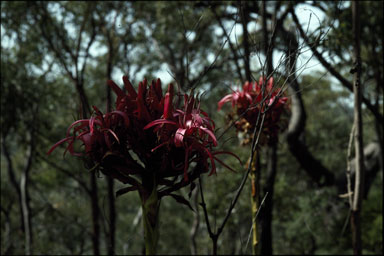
[218,76,288,144]
[48,76,240,201]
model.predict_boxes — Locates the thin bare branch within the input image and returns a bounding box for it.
[290,6,382,124]
[346,124,355,208]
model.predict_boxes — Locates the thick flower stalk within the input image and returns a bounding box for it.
[48,76,239,255]
[218,76,288,255]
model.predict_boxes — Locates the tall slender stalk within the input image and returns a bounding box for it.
[141,181,160,255]
[250,150,260,255]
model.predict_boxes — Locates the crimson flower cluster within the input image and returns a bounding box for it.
[218,77,288,144]
[48,76,238,199]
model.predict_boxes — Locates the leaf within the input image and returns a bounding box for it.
[213,150,243,166]
[169,193,195,212]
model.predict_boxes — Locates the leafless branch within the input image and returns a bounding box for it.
[290,7,382,124]
[346,124,355,208]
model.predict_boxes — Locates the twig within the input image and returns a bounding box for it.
[290,5,382,124]
[199,177,213,236]
[199,103,267,254]
[346,123,355,208]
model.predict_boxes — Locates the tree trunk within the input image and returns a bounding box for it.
[20,125,36,255]
[240,2,258,254]
[260,142,277,255]
[239,1,251,82]
[107,176,116,255]
[106,45,116,256]
[1,138,25,234]
[350,2,364,255]
[259,2,277,254]
[79,87,100,256]
[34,6,100,253]
[289,6,382,125]
[261,0,273,76]
[278,20,335,187]
[90,173,100,255]
[20,171,32,255]
[76,80,100,255]
[75,78,101,256]
[1,204,14,254]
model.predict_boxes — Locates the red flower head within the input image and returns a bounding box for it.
[47,108,129,160]
[144,93,238,182]
[48,76,240,200]
[218,76,288,143]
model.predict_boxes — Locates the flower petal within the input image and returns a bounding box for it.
[122,75,137,98]
[79,133,93,153]
[213,156,237,173]
[137,81,151,121]
[89,116,96,135]
[143,119,177,130]
[66,119,90,137]
[102,128,120,144]
[245,92,253,103]
[150,141,169,152]
[107,80,125,98]
[174,128,187,147]
[47,137,72,155]
[63,138,82,156]
[194,143,216,176]
[218,94,233,110]
[104,132,112,149]
[198,127,218,146]
[155,78,163,99]
[110,110,130,127]
[163,92,173,119]
[92,106,104,119]
[213,151,243,166]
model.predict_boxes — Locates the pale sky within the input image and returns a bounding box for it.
[147,3,329,87]
[1,2,335,90]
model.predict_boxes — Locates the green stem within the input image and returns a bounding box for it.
[141,183,160,255]
[250,150,260,255]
